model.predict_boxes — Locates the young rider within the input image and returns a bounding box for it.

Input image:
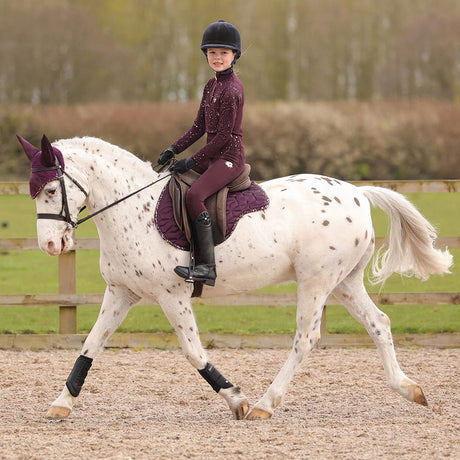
[157,20,246,287]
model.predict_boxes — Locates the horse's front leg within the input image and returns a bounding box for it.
[159,292,249,420]
[46,285,140,419]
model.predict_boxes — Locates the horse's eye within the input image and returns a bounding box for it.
[46,188,57,197]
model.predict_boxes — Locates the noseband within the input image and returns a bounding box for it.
[32,159,88,229]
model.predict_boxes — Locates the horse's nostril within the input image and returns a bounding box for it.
[47,241,56,253]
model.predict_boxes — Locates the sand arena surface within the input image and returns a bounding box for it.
[0,347,458,459]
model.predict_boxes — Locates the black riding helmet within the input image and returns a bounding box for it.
[201,20,242,60]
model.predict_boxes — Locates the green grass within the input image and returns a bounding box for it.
[0,302,458,335]
[0,192,458,335]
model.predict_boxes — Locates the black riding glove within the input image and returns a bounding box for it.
[158,144,178,165]
[171,157,197,174]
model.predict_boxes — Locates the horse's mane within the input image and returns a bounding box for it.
[53,137,150,167]
[53,136,112,150]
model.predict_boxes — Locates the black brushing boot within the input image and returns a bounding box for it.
[174,211,217,286]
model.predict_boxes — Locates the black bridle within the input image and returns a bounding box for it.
[33,160,172,229]
[33,159,88,228]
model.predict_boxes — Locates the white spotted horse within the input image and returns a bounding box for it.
[18,134,452,420]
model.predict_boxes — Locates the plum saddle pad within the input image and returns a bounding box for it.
[155,181,269,250]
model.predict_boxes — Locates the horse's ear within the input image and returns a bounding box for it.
[16,135,40,162]
[40,134,56,167]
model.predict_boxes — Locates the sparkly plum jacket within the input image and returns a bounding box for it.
[174,70,245,167]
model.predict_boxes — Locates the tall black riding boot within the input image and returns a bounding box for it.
[174,211,217,286]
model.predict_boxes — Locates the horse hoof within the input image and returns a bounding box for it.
[413,385,428,406]
[232,400,250,420]
[46,406,71,419]
[246,408,272,420]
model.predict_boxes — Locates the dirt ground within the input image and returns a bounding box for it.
[0,347,458,459]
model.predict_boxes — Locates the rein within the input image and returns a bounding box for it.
[33,160,172,228]
[76,172,172,227]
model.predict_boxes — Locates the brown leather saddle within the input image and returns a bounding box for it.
[169,163,252,245]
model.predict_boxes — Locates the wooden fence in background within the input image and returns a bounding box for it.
[0,180,459,349]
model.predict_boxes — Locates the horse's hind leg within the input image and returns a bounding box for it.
[247,282,327,420]
[46,285,140,419]
[333,261,428,406]
[158,293,249,420]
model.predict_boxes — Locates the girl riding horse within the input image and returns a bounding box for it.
[157,20,246,287]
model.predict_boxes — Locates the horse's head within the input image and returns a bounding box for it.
[17,134,87,255]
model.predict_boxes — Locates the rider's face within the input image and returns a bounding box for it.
[206,48,236,72]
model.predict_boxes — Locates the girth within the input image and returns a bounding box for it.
[169,164,251,245]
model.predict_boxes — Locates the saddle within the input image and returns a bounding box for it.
[169,164,252,245]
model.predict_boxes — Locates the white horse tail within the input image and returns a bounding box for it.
[360,186,453,286]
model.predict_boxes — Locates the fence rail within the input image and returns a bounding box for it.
[1,180,459,348]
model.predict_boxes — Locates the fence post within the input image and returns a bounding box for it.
[58,250,77,334]
[321,306,327,338]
